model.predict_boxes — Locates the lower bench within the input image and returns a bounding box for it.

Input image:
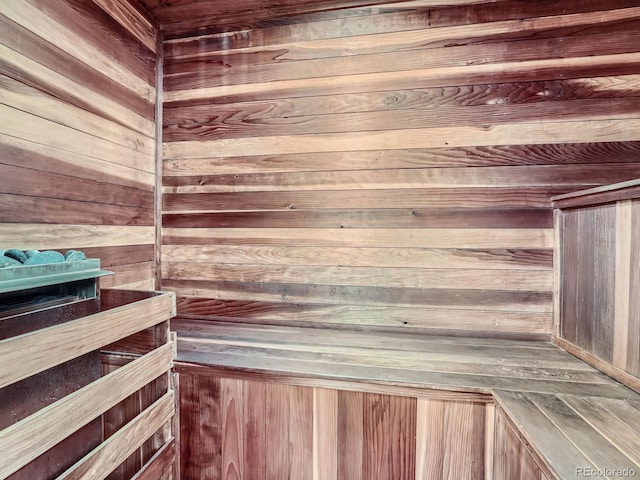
[172,320,640,480]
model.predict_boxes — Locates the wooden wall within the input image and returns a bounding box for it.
[0,0,159,290]
[177,367,494,480]
[161,0,640,337]
[554,182,640,392]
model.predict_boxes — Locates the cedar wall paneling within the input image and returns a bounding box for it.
[0,0,158,290]
[177,369,493,480]
[553,182,640,391]
[162,0,640,337]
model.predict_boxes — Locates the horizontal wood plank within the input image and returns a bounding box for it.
[25,0,156,85]
[162,208,552,229]
[58,392,174,480]
[0,1,154,101]
[163,0,640,51]
[162,245,552,269]
[163,187,571,211]
[162,165,640,192]
[0,161,153,207]
[164,52,640,102]
[100,262,156,288]
[0,135,155,189]
[160,0,640,338]
[163,142,640,175]
[0,224,154,250]
[163,262,552,291]
[163,279,553,313]
[552,179,640,208]
[0,104,154,173]
[91,0,158,53]
[0,43,154,136]
[164,8,640,65]
[174,298,552,333]
[0,74,154,155]
[0,292,174,389]
[162,227,553,248]
[163,118,640,157]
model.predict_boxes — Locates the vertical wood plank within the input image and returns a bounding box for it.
[415,398,446,480]
[266,383,289,479]
[221,378,244,480]
[613,200,633,370]
[628,201,640,376]
[575,209,596,350]
[337,390,364,480]
[363,393,391,479]
[313,388,338,480]
[560,210,580,344]
[591,204,616,362]
[154,30,164,291]
[289,385,314,480]
[243,380,266,480]
[519,446,542,480]
[492,411,541,480]
[179,374,221,480]
[493,411,519,480]
[389,395,416,480]
[442,401,485,480]
[484,403,495,480]
[171,372,181,480]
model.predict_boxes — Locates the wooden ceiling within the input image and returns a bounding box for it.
[137,0,497,38]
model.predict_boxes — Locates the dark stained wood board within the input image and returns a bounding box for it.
[164,82,638,135]
[147,0,640,39]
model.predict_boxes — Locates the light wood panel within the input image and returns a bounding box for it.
[162,0,640,336]
[0,0,158,289]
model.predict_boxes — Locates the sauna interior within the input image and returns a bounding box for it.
[1,0,640,478]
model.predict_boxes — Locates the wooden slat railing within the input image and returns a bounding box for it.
[0,290,176,480]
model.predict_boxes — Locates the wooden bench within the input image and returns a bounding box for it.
[172,319,640,480]
[495,390,640,480]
